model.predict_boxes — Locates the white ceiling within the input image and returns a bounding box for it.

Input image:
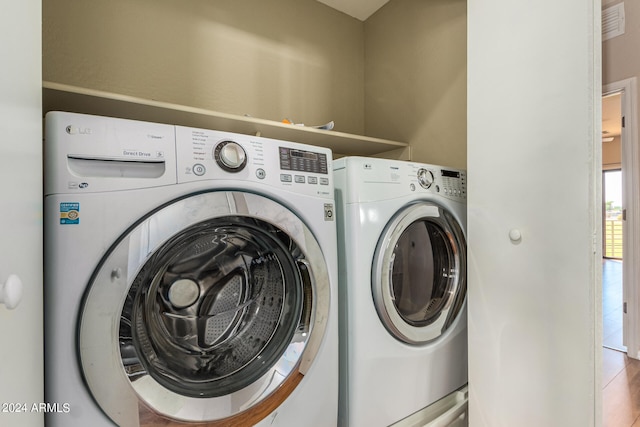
[315,0,390,21]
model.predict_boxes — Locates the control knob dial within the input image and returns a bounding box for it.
[214,141,247,172]
[417,168,435,189]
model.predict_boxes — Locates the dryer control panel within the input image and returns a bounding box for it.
[435,168,467,200]
[333,156,466,204]
[175,127,333,199]
[404,163,466,201]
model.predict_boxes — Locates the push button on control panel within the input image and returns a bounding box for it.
[193,164,206,176]
[280,174,292,183]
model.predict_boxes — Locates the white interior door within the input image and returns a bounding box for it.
[603,79,640,360]
[0,1,43,426]
[467,0,601,426]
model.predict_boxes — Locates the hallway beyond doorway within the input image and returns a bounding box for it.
[602,260,640,426]
[603,346,640,427]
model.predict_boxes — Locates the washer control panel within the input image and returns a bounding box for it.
[279,147,328,175]
[176,126,333,198]
[278,147,330,186]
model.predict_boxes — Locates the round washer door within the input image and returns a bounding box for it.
[372,201,466,345]
[79,191,330,426]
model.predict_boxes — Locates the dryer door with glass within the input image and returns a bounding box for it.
[78,190,330,426]
[372,201,466,345]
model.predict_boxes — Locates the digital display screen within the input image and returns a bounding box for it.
[279,147,328,174]
[290,150,318,161]
[441,169,460,178]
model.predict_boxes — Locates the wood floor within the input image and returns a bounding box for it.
[603,259,640,427]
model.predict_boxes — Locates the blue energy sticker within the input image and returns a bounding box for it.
[60,202,80,225]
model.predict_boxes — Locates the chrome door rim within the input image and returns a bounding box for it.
[372,202,466,345]
[79,190,330,425]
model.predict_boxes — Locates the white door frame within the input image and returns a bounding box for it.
[603,77,640,359]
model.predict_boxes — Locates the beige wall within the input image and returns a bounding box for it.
[603,0,639,132]
[364,0,467,169]
[603,136,622,170]
[43,0,365,135]
[43,0,467,167]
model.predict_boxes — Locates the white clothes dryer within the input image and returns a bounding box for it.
[44,112,338,427]
[333,157,467,427]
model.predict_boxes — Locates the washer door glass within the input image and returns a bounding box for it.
[79,191,330,426]
[372,202,466,345]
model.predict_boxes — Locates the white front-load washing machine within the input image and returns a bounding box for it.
[333,157,468,427]
[44,111,338,427]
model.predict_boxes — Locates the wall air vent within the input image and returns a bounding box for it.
[602,3,625,41]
